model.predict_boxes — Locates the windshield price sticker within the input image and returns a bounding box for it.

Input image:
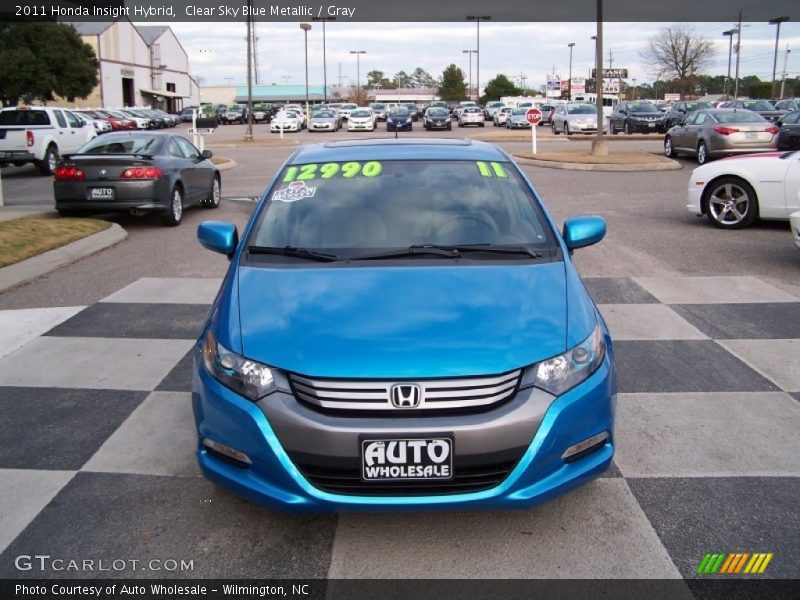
[476,161,508,178]
[283,161,383,183]
[272,181,317,203]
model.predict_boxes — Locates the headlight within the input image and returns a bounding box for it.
[202,331,275,401]
[534,325,606,396]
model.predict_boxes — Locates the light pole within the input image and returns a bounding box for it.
[312,16,336,103]
[769,17,790,100]
[567,42,575,100]
[591,0,607,156]
[350,50,366,102]
[734,11,742,99]
[466,15,490,103]
[722,29,736,100]
[780,46,792,99]
[300,23,311,121]
[632,77,637,100]
[462,49,477,100]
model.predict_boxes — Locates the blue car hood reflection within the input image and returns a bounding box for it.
[236,262,569,379]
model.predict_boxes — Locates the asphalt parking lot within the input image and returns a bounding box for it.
[0,122,798,583]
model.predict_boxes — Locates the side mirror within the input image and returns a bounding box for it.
[563,215,607,251]
[198,221,238,256]
[201,149,213,159]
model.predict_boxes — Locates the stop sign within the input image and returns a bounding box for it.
[525,108,543,125]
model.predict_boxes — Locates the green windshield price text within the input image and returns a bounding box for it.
[283,161,383,182]
[476,161,508,178]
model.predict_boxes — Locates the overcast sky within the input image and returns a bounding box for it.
[164,21,800,90]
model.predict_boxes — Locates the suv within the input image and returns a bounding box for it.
[775,98,800,112]
[663,101,713,130]
[221,105,247,124]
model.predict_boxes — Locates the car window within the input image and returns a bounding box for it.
[428,108,448,117]
[782,112,799,124]
[683,112,698,125]
[167,138,185,158]
[742,100,775,111]
[694,113,708,125]
[175,137,200,159]
[567,104,595,114]
[64,111,82,128]
[629,103,659,113]
[0,109,51,126]
[389,109,410,117]
[351,110,371,117]
[714,111,768,124]
[79,135,160,155]
[52,110,67,128]
[250,160,556,254]
[314,111,334,118]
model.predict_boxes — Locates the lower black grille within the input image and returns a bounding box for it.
[287,448,527,496]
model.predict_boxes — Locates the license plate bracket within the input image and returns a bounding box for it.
[88,187,114,200]
[361,436,454,482]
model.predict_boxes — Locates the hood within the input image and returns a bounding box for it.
[236,262,569,379]
[628,112,663,119]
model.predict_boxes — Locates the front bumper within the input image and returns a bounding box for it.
[387,122,412,131]
[348,123,374,131]
[426,121,450,129]
[508,121,531,129]
[626,120,666,133]
[192,352,616,512]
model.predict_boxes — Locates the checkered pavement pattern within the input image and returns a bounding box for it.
[0,275,797,580]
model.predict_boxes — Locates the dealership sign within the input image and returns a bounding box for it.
[592,68,629,79]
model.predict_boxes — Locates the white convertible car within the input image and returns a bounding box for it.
[687,151,800,229]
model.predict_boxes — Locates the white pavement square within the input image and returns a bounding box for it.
[0,469,74,553]
[717,339,800,392]
[99,277,222,305]
[634,276,799,305]
[0,307,85,360]
[82,391,200,477]
[0,337,193,391]
[327,479,683,579]
[598,304,708,340]
[615,392,800,478]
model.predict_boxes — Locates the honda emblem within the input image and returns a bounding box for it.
[390,384,421,408]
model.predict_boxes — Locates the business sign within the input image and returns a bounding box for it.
[664,93,681,102]
[602,81,620,94]
[571,77,586,95]
[591,68,629,79]
[546,74,561,98]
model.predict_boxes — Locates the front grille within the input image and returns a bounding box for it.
[288,370,522,413]
[288,449,526,496]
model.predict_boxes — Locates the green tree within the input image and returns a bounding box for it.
[480,74,520,103]
[410,67,436,89]
[394,71,412,88]
[437,64,467,101]
[0,22,99,105]
[366,70,385,88]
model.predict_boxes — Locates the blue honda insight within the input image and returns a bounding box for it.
[193,139,615,512]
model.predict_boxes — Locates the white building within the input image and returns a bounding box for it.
[64,20,199,111]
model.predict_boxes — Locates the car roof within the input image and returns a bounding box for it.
[290,139,507,164]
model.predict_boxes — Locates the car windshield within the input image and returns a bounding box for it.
[567,104,596,114]
[742,100,775,111]
[371,104,385,109]
[686,102,712,111]
[713,111,768,124]
[511,108,527,115]
[341,104,357,110]
[428,108,448,116]
[79,135,160,154]
[463,108,481,113]
[313,111,334,118]
[351,110,371,117]
[0,109,51,126]
[389,109,409,117]
[249,160,555,255]
[629,103,659,113]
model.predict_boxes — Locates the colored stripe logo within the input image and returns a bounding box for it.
[696,552,773,574]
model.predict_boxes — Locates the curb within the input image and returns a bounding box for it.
[512,155,682,172]
[213,158,238,171]
[0,207,58,223]
[0,222,127,292]
[567,135,664,142]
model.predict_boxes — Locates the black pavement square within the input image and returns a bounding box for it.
[614,340,780,393]
[791,393,800,403]
[627,477,800,580]
[156,349,195,392]
[583,278,658,304]
[0,388,146,470]
[43,303,209,339]
[0,472,338,579]
[671,303,800,340]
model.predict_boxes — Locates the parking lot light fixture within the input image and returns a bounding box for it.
[722,29,737,100]
[463,50,477,101]
[466,16,491,103]
[769,17,789,101]
[311,17,335,103]
[350,50,366,102]
[300,24,311,122]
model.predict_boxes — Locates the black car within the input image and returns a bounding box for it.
[609,101,667,134]
[777,110,800,150]
[663,101,713,130]
[719,99,788,123]
[423,107,452,131]
[402,103,420,121]
[386,108,413,132]
[53,132,221,226]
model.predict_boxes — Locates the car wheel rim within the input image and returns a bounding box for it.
[698,145,707,163]
[665,139,672,156]
[48,151,57,171]
[172,190,182,220]
[212,179,220,205]
[709,183,749,225]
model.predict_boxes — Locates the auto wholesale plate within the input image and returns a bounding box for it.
[361,437,453,481]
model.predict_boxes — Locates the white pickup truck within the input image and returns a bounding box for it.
[0,107,97,175]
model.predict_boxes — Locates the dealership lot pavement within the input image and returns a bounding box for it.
[0,127,798,581]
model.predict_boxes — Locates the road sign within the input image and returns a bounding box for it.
[525,108,543,125]
[591,68,629,79]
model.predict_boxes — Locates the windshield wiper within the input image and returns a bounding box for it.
[350,244,545,261]
[247,245,340,262]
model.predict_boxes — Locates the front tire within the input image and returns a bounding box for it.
[664,136,676,158]
[203,175,221,209]
[624,122,631,135]
[610,121,617,135]
[161,185,184,226]
[704,177,758,229]
[697,141,709,165]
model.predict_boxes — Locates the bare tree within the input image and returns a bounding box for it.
[640,26,714,98]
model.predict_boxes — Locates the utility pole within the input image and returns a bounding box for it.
[466,16,491,103]
[592,0,607,156]
[769,17,790,101]
[463,49,477,100]
[780,46,792,99]
[300,23,311,121]
[723,29,736,100]
[312,17,336,103]
[350,50,366,102]
[567,42,575,100]
[734,10,742,99]
[243,0,253,141]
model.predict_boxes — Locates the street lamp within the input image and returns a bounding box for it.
[462,49,477,100]
[567,42,575,100]
[350,50,366,102]
[769,17,790,100]
[312,16,336,103]
[722,29,737,100]
[300,23,311,120]
[466,16,491,103]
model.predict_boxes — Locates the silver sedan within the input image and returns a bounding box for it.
[552,103,605,135]
[308,110,340,132]
[664,109,779,165]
